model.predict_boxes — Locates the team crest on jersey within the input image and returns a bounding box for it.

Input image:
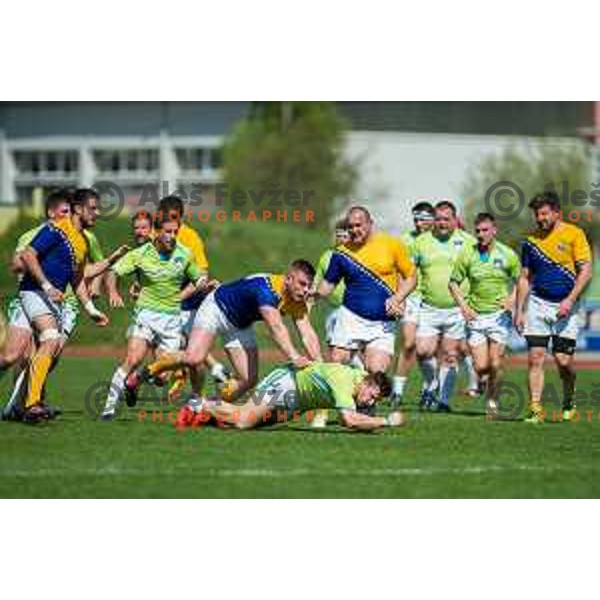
[493,258,504,269]
[556,242,569,253]
[453,239,464,248]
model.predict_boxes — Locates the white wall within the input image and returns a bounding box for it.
[344,131,589,231]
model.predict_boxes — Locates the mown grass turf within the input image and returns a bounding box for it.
[1,358,600,498]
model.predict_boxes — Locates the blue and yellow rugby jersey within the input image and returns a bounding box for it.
[214,274,308,329]
[323,232,415,321]
[522,221,592,303]
[20,217,88,293]
[178,223,210,312]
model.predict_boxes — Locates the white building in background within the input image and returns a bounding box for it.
[0,102,598,229]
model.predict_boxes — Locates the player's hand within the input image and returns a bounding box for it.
[558,298,574,319]
[109,292,125,309]
[202,278,220,292]
[460,305,477,322]
[514,311,525,335]
[291,355,312,369]
[385,295,405,317]
[47,287,65,304]
[385,411,406,427]
[502,297,515,313]
[129,282,141,300]
[91,311,110,327]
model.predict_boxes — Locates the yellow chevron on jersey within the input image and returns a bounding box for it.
[268,274,309,319]
[53,217,89,266]
[337,231,415,291]
[522,221,592,302]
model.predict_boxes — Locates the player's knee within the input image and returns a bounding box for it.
[38,329,61,354]
[528,349,545,369]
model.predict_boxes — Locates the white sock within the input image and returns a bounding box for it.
[420,357,438,392]
[392,376,407,397]
[439,365,458,406]
[103,367,127,416]
[210,363,228,383]
[3,369,27,417]
[349,353,364,370]
[462,355,478,391]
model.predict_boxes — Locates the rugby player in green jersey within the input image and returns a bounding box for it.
[177,362,405,432]
[412,201,476,412]
[449,213,520,417]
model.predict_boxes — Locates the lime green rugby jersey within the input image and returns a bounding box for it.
[450,240,520,314]
[295,363,364,412]
[413,229,476,309]
[113,241,201,314]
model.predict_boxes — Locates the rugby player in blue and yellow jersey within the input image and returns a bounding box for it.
[17,189,128,423]
[125,261,323,420]
[316,205,416,375]
[515,191,592,422]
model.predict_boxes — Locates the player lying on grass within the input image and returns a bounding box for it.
[125,260,323,405]
[13,189,128,423]
[176,362,405,432]
[448,212,520,417]
[1,190,125,421]
[101,211,216,420]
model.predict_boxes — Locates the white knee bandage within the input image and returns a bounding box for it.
[39,329,61,343]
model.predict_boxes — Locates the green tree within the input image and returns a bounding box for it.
[222,102,357,228]
[461,140,594,249]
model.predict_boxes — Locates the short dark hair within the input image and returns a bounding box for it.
[435,200,457,216]
[412,201,435,216]
[159,196,184,219]
[347,205,373,222]
[45,188,73,217]
[366,371,392,399]
[71,188,100,212]
[132,211,153,227]
[289,259,316,280]
[529,191,561,212]
[153,209,181,231]
[474,212,496,226]
[334,217,348,231]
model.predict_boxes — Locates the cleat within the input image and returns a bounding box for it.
[191,409,212,428]
[100,412,116,422]
[211,363,231,385]
[124,367,149,408]
[390,393,403,409]
[525,403,544,424]
[22,404,51,425]
[430,402,451,414]
[464,388,480,399]
[175,405,195,430]
[311,410,329,429]
[40,403,62,420]
[420,389,437,410]
[562,405,577,421]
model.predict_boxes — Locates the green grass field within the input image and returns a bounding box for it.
[2,358,600,498]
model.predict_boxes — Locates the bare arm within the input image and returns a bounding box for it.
[294,314,323,362]
[312,279,335,301]
[340,410,404,431]
[514,268,531,331]
[20,247,64,303]
[84,244,130,280]
[259,306,309,367]
[74,266,109,327]
[448,280,476,321]
[103,270,124,308]
[567,262,592,304]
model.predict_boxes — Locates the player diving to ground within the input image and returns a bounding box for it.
[124,260,323,416]
[100,211,214,420]
[178,362,405,432]
[448,212,520,417]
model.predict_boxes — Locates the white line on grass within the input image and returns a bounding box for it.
[0,464,593,479]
